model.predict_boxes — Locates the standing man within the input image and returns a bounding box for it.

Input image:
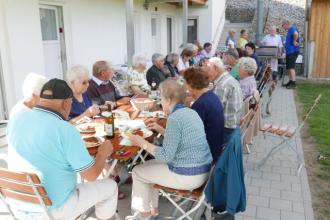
[226,29,236,49]
[282,20,300,89]
[261,26,284,82]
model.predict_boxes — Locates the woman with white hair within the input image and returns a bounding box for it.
[127,53,151,96]
[67,65,100,121]
[10,73,48,117]
[238,57,258,100]
[126,79,212,220]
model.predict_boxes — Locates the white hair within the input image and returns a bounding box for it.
[132,53,148,67]
[239,57,258,76]
[66,65,89,82]
[208,57,225,70]
[185,43,198,52]
[22,73,47,99]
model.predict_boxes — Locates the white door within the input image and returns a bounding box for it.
[39,5,63,79]
[151,15,161,53]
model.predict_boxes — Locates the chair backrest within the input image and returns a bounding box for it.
[0,168,52,206]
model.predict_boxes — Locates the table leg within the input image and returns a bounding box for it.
[104,159,118,178]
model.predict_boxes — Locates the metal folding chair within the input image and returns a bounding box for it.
[258,94,322,175]
[153,170,214,220]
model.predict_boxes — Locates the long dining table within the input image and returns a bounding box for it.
[80,103,166,178]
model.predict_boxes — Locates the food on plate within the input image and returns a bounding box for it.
[122,128,152,138]
[83,136,101,148]
[79,126,96,134]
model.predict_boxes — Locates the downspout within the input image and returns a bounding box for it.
[125,0,135,67]
[182,0,188,48]
[256,0,264,45]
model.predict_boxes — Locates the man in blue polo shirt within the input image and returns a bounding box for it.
[7,79,118,220]
[282,20,300,89]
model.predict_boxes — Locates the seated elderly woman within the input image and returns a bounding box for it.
[184,67,225,162]
[146,53,167,88]
[127,79,213,220]
[238,57,258,100]
[163,53,180,78]
[245,42,261,68]
[10,73,48,117]
[127,53,151,96]
[177,48,194,74]
[67,65,100,121]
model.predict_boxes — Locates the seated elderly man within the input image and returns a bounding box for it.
[163,53,180,78]
[207,57,243,142]
[88,60,130,108]
[7,79,117,220]
[126,79,213,220]
[10,73,47,117]
[67,65,100,122]
[223,48,240,81]
[238,57,258,100]
[197,42,213,60]
[146,53,167,88]
[127,53,151,96]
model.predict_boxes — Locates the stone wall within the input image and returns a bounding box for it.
[226,0,306,37]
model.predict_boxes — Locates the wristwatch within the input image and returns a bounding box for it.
[142,143,148,150]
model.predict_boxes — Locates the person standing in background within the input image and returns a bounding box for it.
[282,20,300,89]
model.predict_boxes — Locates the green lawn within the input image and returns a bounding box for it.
[296,82,330,180]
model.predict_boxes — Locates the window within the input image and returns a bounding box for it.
[167,18,173,53]
[151,18,157,37]
[188,18,198,43]
[39,8,58,41]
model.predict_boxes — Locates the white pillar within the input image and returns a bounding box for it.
[125,0,135,67]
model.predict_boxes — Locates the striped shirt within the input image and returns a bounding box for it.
[212,72,243,129]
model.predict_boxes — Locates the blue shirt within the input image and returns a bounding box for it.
[69,92,93,119]
[285,26,300,54]
[192,91,225,161]
[7,107,95,210]
[154,106,213,175]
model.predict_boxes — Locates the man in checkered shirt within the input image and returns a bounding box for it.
[206,57,243,142]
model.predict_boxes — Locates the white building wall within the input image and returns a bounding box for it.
[0,0,225,111]
[0,0,45,110]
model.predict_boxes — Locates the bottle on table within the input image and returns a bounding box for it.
[102,104,115,138]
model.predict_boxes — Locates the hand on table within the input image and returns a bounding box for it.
[98,140,114,158]
[105,101,117,110]
[147,122,165,135]
[116,97,131,106]
[129,135,147,148]
[87,104,100,117]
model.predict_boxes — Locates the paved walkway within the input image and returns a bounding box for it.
[236,86,314,220]
[0,86,314,220]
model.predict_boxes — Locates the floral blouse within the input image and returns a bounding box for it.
[127,68,151,94]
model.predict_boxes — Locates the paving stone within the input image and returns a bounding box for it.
[251,178,271,188]
[257,207,280,220]
[262,172,281,181]
[260,187,281,199]
[272,166,291,175]
[293,202,305,213]
[246,186,260,196]
[269,198,292,211]
[241,205,257,217]
[281,190,303,202]
[248,195,269,207]
[270,180,292,190]
[292,183,302,193]
[281,210,305,220]
[281,174,301,183]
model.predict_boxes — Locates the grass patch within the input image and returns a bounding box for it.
[296,82,330,179]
